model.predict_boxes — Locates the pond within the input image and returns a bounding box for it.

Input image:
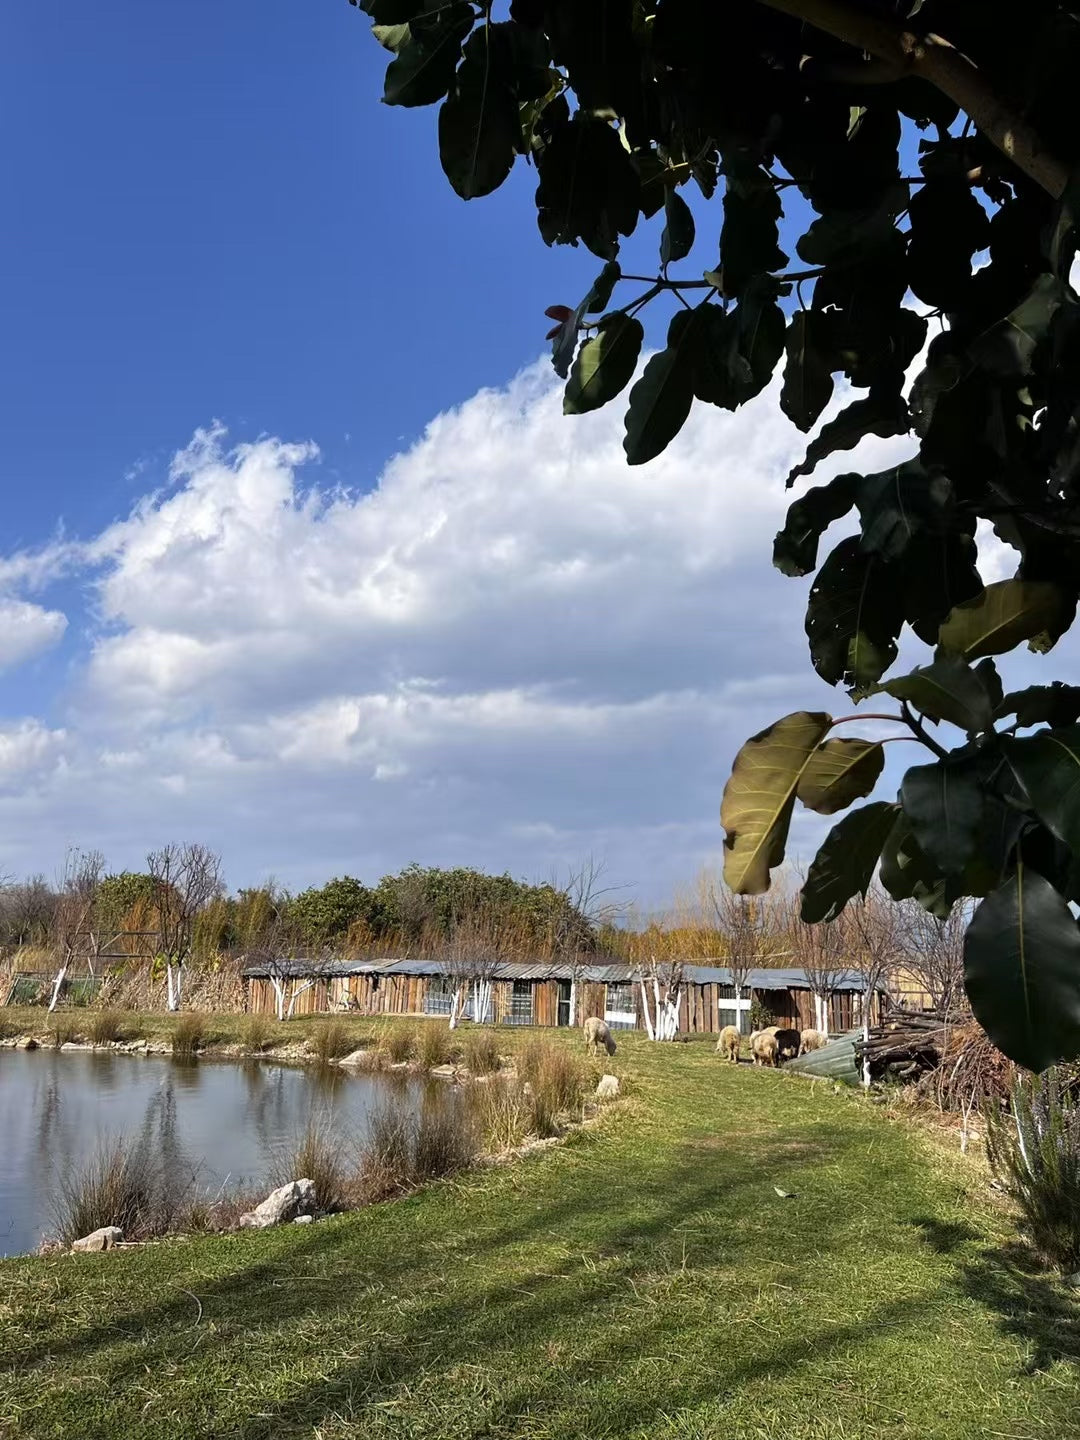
[0,1049,429,1257]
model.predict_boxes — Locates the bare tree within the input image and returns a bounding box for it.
[791,909,848,1039]
[146,843,223,1011]
[252,915,332,1021]
[48,849,105,1012]
[845,889,903,1088]
[899,900,973,1018]
[443,912,504,1028]
[548,855,626,1026]
[697,873,782,1031]
[637,955,687,1042]
[0,874,57,949]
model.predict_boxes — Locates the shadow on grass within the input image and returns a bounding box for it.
[5,1123,936,1439]
[959,1245,1080,1375]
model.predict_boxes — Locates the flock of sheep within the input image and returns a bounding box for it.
[583,1015,826,1066]
[717,1024,826,1066]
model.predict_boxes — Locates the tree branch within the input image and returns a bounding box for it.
[757,0,1069,199]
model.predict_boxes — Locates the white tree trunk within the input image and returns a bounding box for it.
[285,978,317,1020]
[568,980,577,1028]
[448,985,463,1030]
[47,964,68,1013]
[270,978,287,1022]
[473,979,492,1025]
[861,986,872,1089]
[166,963,182,1012]
[639,978,655,1041]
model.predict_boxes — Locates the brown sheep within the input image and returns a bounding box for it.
[583,1016,617,1056]
[750,1031,779,1067]
[716,1025,740,1063]
[799,1028,826,1055]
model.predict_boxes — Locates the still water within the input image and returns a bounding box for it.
[0,1049,421,1256]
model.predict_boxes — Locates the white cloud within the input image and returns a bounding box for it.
[0,361,1034,897]
[0,599,66,671]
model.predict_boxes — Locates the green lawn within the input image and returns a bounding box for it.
[2,1029,1080,1439]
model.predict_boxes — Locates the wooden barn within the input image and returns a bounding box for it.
[242,957,879,1035]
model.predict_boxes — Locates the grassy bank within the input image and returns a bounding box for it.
[2,1028,1079,1438]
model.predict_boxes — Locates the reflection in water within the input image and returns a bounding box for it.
[0,1050,430,1257]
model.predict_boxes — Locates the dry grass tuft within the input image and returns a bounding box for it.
[240,1012,275,1053]
[462,1030,501,1075]
[276,1120,353,1214]
[171,1013,206,1057]
[89,1011,127,1045]
[310,1018,353,1063]
[416,1022,454,1069]
[382,1026,417,1064]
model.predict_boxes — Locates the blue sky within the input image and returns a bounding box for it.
[0,4,1051,901]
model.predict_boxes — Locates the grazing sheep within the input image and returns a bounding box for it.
[583,1016,617,1056]
[799,1028,826,1056]
[716,1025,741,1063]
[772,1027,801,1062]
[751,1032,779,1067]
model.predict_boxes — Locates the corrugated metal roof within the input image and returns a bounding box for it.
[241,956,874,990]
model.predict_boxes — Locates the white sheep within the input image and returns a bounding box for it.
[584,1016,617,1056]
[716,1025,741,1063]
[799,1028,826,1055]
[750,1031,779,1067]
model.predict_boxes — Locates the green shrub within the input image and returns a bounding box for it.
[416,1022,453,1069]
[462,1030,501,1076]
[310,1019,353,1063]
[171,1013,205,1058]
[0,1015,19,1041]
[89,1011,126,1045]
[987,1069,1080,1272]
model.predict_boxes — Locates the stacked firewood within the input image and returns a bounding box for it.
[856,1010,1018,1107]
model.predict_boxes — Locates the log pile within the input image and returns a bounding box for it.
[855,1010,1018,1107]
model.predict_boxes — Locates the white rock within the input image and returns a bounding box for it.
[72,1225,124,1253]
[596,1074,621,1100]
[337,1048,372,1066]
[239,1178,316,1229]
[292,1214,314,1225]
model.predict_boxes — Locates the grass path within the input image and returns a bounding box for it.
[3,1031,1080,1438]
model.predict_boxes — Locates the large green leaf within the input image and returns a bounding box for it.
[438,28,521,199]
[721,711,833,894]
[901,531,982,645]
[800,802,900,924]
[772,474,857,578]
[535,113,640,259]
[855,461,951,562]
[786,390,909,485]
[780,310,834,433]
[382,5,474,106]
[797,739,885,816]
[998,682,1080,729]
[1005,726,1080,856]
[938,580,1067,660]
[805,537,905,692]
[879,816,952,916]
[584,261,621,315]
[907,177,990,312]
[900,757,985,876]
[564,314,643,415]
[660,188,695,266]
[964,865,1080,1072]
[719,159,787,297]
[877,655,995,734]
[623,309,698,464]
[969,273,1074,378]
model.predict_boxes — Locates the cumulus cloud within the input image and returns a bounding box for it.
[0,599,67,672]
[0,362,1033,895]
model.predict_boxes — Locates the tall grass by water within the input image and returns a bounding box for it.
[310,1018,353,1063]
[171,1013,206,1057]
